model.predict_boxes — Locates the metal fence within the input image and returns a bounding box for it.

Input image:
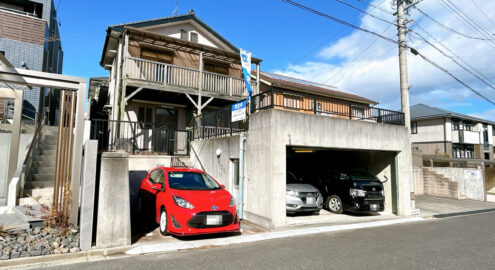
[250,89,405,126]
[191,106,248,140]
[90,119,188,155]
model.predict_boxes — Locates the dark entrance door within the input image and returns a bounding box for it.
[153,107,178,154]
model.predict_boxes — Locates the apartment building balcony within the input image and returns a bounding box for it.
[452,130,481,144]
[125,57,256,100]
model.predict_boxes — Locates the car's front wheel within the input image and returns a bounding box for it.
[326,195,343,214]
[159,208,169,236]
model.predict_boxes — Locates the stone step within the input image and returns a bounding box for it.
[38,143,57,150]
[0,213,30,230]
[13,205,45,228]
[23,187,54,200]
[37,149,56,156]
[33,154,57,163]
[32,166,55,174]
[19,196,52,207]
[32,160,56,167]
[25,180,53,189]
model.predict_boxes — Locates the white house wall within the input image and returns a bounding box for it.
[142,22,224,50]
[411,118,445,143]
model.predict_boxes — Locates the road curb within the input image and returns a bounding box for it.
[432,208,495,219]
[126,217,425,255]
[0,245,131,269]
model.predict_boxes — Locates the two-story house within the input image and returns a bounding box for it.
[410,104,494,160]
[90,10,261,155]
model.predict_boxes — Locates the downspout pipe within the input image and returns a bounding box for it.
[239,133,246,219]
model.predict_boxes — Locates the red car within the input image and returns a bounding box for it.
[139,167,240,236]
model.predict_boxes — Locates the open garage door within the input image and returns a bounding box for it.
[285,146,399,225]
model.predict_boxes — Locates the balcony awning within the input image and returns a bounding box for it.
[124,26,262,65]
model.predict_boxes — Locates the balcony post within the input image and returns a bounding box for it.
[229,77,233,96]
[198,51,203,115]
[256,63,260,95]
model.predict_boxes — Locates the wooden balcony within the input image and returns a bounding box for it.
[125,57,255,99]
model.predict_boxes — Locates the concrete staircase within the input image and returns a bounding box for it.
[422,168,460,199]
[22,126,58,206]
[171,156,193,168]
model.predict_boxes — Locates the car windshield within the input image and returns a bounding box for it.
[349,169,376,180]
[168,172,221,190]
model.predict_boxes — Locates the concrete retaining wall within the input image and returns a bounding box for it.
[0,133,33,204]
[413,166,424,195]
[429,167,484,201]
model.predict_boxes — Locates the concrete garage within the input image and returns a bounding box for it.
[192,109,415,229]
[285,147,398,225]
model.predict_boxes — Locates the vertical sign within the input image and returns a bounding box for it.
[232,100,246,122]
[240,49,253,97]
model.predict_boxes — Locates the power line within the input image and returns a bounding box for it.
[438,0,495,45]
[411,30,495,91]
[469,0,495,28]
[281,0,495,105]
[412,22,495,86]
[411,48,495,105]
[335,0,397,26]
[353,0,394,15]
[415,7,494,41]
[281,0,399,44]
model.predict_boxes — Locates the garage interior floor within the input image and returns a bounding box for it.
[285,209,398,227]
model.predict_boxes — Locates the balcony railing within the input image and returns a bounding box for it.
[191,106,248,140]
[250,89,405,126]
[90,119,189,155]
[125,57,255,98]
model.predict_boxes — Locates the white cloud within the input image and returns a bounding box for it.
[470,108,495,121]
[273,0,495,112]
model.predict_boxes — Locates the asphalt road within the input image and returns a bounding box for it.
[43,212,495,270]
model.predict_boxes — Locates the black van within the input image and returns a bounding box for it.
[313,168,386,214]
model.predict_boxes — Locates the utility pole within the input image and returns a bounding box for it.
[396,0,411,130]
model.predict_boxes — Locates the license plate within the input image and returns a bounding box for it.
[370,204,379,211]
[206,215,222,225]
[306,197,314,204]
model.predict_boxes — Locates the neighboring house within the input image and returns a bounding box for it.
[90,10,261,155]
[410,104,494,160]
[0,0,63,123]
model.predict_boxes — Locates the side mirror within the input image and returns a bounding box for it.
[151,183,164,191]
[381,176,389,184]
[220,184,225,189]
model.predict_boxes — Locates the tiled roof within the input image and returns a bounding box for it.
[258,71,377,105]
[411,104,495,125]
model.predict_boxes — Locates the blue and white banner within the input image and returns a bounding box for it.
[240,48,253,96]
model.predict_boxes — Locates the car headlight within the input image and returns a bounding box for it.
[350,188,366,197]
[230,196,236,207]
[286,190,299,196]
[172,195,194,209]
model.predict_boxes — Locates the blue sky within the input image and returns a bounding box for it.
[58,0,495,119]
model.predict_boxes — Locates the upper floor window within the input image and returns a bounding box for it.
[203,61,229,75]
[283,94,301,109]
[411,122,417,134]
[140,49,173,64]
[180,30,188,40]
[463,122,472,131]
[190,32,198,43]
[452,120,460,130]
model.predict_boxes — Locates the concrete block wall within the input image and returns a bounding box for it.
[413,166,424,195]
[422,168,459,199]
[429,167,484,201]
